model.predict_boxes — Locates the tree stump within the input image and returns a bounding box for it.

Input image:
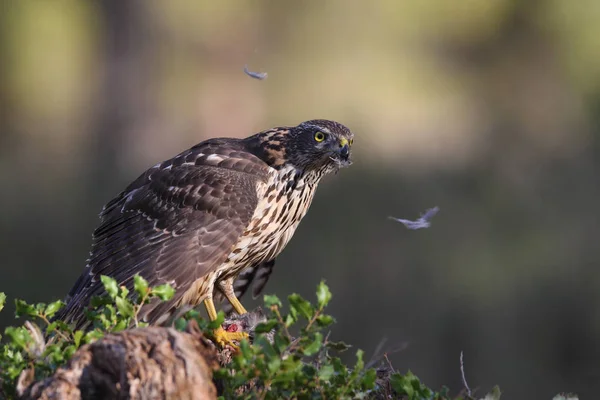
[18,320,219,400]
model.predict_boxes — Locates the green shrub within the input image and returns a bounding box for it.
[0,278,507,399]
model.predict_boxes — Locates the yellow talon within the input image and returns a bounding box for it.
[212,326,249,349]
[204,297,219,321]
[227,294,248,315]
[203,296,248,349]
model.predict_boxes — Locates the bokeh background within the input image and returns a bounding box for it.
[2,1,600,398]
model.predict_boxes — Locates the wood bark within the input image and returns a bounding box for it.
[18,321,219,400]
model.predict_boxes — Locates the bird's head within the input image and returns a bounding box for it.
[249,119,354,173]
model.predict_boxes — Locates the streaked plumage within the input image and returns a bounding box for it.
[57,119,354,330]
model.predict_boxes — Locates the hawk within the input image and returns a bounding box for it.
[57,119,353,345]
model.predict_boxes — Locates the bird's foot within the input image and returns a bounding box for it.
[212,325,248,349]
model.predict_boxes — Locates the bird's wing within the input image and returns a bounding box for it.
[219,259,276,314]
[59,140,270,328]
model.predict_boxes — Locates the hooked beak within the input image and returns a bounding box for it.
[339,138,351,160]
[332,137,352,167]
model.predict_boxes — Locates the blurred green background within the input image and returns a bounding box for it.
[2,1,600,398]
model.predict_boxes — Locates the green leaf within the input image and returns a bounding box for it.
[437,386,451,398]
[113,319,129,332]
[174,318,188,331]
[326,340,351,352]
[45,321,58,334]
[285,312,296,327]
[318,364,335,381]
[288,293,314,320]
[14,299,36,318]
[119,286,129,298]
[44,300,65,318]
[483,386,502,400]
[331,356,348,377]
[151,283,175,301]
[391,373,413,397]
[100,275,119,298]
[133,275,149,298]
[84,330,104,343]
[303,332,323,356]
[49,320,72,335]
[316,281,332,309]
[239,338,252,360]
[35,302,46,314]
[4,326,32,350]
[361,368,377,389]
[267,356,281,373]
[273,334,290,355]
[354,349,365,372]
[390,371,432,399]
[90,295,111,308]
[255,319,278,334]
[208,311,225,330]
[115,297,134,318]
[0,292,6,312]
[63,344,77,360]
[73,330,84,347]
[255,336,277,359]
[264,294,282,308]
[301,363,317,380]
[316,314,335,327]
[183,309,200,320]
[46,346,66,365]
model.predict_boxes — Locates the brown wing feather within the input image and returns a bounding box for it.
[58,139,270,328]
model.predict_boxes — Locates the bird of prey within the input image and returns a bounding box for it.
[56,119,354,346]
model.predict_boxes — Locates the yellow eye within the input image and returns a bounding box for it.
[314,132,326,142]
